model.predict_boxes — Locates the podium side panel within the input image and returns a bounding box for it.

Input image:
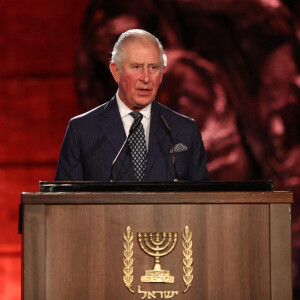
[23,205,45,300]
[270,204,292,300]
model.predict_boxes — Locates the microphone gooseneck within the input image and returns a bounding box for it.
[159,114,171,136]
[159,114,179,182]
[109,114,143,182]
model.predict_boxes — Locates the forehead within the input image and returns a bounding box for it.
[123,40,161,64]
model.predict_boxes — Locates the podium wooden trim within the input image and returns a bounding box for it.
[21,190,292,300]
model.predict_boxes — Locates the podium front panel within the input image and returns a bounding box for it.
[22,191,292,300]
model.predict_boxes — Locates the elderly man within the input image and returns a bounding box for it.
[55,29,209,181]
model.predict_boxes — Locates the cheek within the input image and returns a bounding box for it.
[124,75,139,89]
[119,77,133,93]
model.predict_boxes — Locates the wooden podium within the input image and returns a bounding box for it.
[21,182,293,300]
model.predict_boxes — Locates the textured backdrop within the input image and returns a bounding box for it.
[1,0,300,298]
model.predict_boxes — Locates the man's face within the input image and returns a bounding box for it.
[110,41,164,111]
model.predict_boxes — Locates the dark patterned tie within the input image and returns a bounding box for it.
[128,112,147,181]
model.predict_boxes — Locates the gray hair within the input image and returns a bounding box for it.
[110,29,167,71]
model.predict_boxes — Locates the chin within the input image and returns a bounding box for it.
[135,98,153,106]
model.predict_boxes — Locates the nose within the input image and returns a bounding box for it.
[139,67,150,83]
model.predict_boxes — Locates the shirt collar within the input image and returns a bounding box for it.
[116,91,151,120]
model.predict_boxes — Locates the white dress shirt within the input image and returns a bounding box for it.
[116,93,151,149]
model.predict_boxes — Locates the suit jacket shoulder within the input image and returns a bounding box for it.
[153,101,195,122]
[55,97,132,181]
[68,99,113,129]
[152,101,199,137]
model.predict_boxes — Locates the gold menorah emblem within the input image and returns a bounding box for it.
[137,231,178,283]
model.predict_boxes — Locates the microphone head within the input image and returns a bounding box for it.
[159,114,171,136]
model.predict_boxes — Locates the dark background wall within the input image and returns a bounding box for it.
[1,0,300,298]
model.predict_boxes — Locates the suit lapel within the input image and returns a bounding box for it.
[99,97,135,180]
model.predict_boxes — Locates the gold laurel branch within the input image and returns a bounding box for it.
[123,226,134,293]
[182,226,193,293]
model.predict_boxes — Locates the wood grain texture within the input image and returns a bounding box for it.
[45,205,105,300]
[22,192,292,299]
[270,204,292,300]
[23,205,45,300]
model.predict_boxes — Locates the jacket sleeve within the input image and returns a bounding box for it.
[189,121,209,181]
[55,120,83,181]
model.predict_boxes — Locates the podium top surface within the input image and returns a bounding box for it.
[39,180,273,193]
[20,181,294,205]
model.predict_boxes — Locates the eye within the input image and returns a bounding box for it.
[148,65,160,73]
[131,65,142,70]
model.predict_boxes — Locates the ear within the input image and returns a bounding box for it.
[109,62,121,83]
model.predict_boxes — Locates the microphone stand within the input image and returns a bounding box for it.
[159,114,179,182]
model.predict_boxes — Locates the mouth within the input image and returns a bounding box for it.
[137,88,152,95]
[138,88,151,91]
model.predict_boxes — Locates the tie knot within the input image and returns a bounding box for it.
[130,112,143,120]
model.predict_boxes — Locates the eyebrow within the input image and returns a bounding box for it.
[130,63,160,66]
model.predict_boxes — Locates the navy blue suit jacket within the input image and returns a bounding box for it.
[55,97,209,181]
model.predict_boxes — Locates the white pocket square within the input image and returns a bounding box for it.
[170,143,188,153]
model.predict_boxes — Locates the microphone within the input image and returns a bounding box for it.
[109,114,143,181]
[159,114,179,182]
